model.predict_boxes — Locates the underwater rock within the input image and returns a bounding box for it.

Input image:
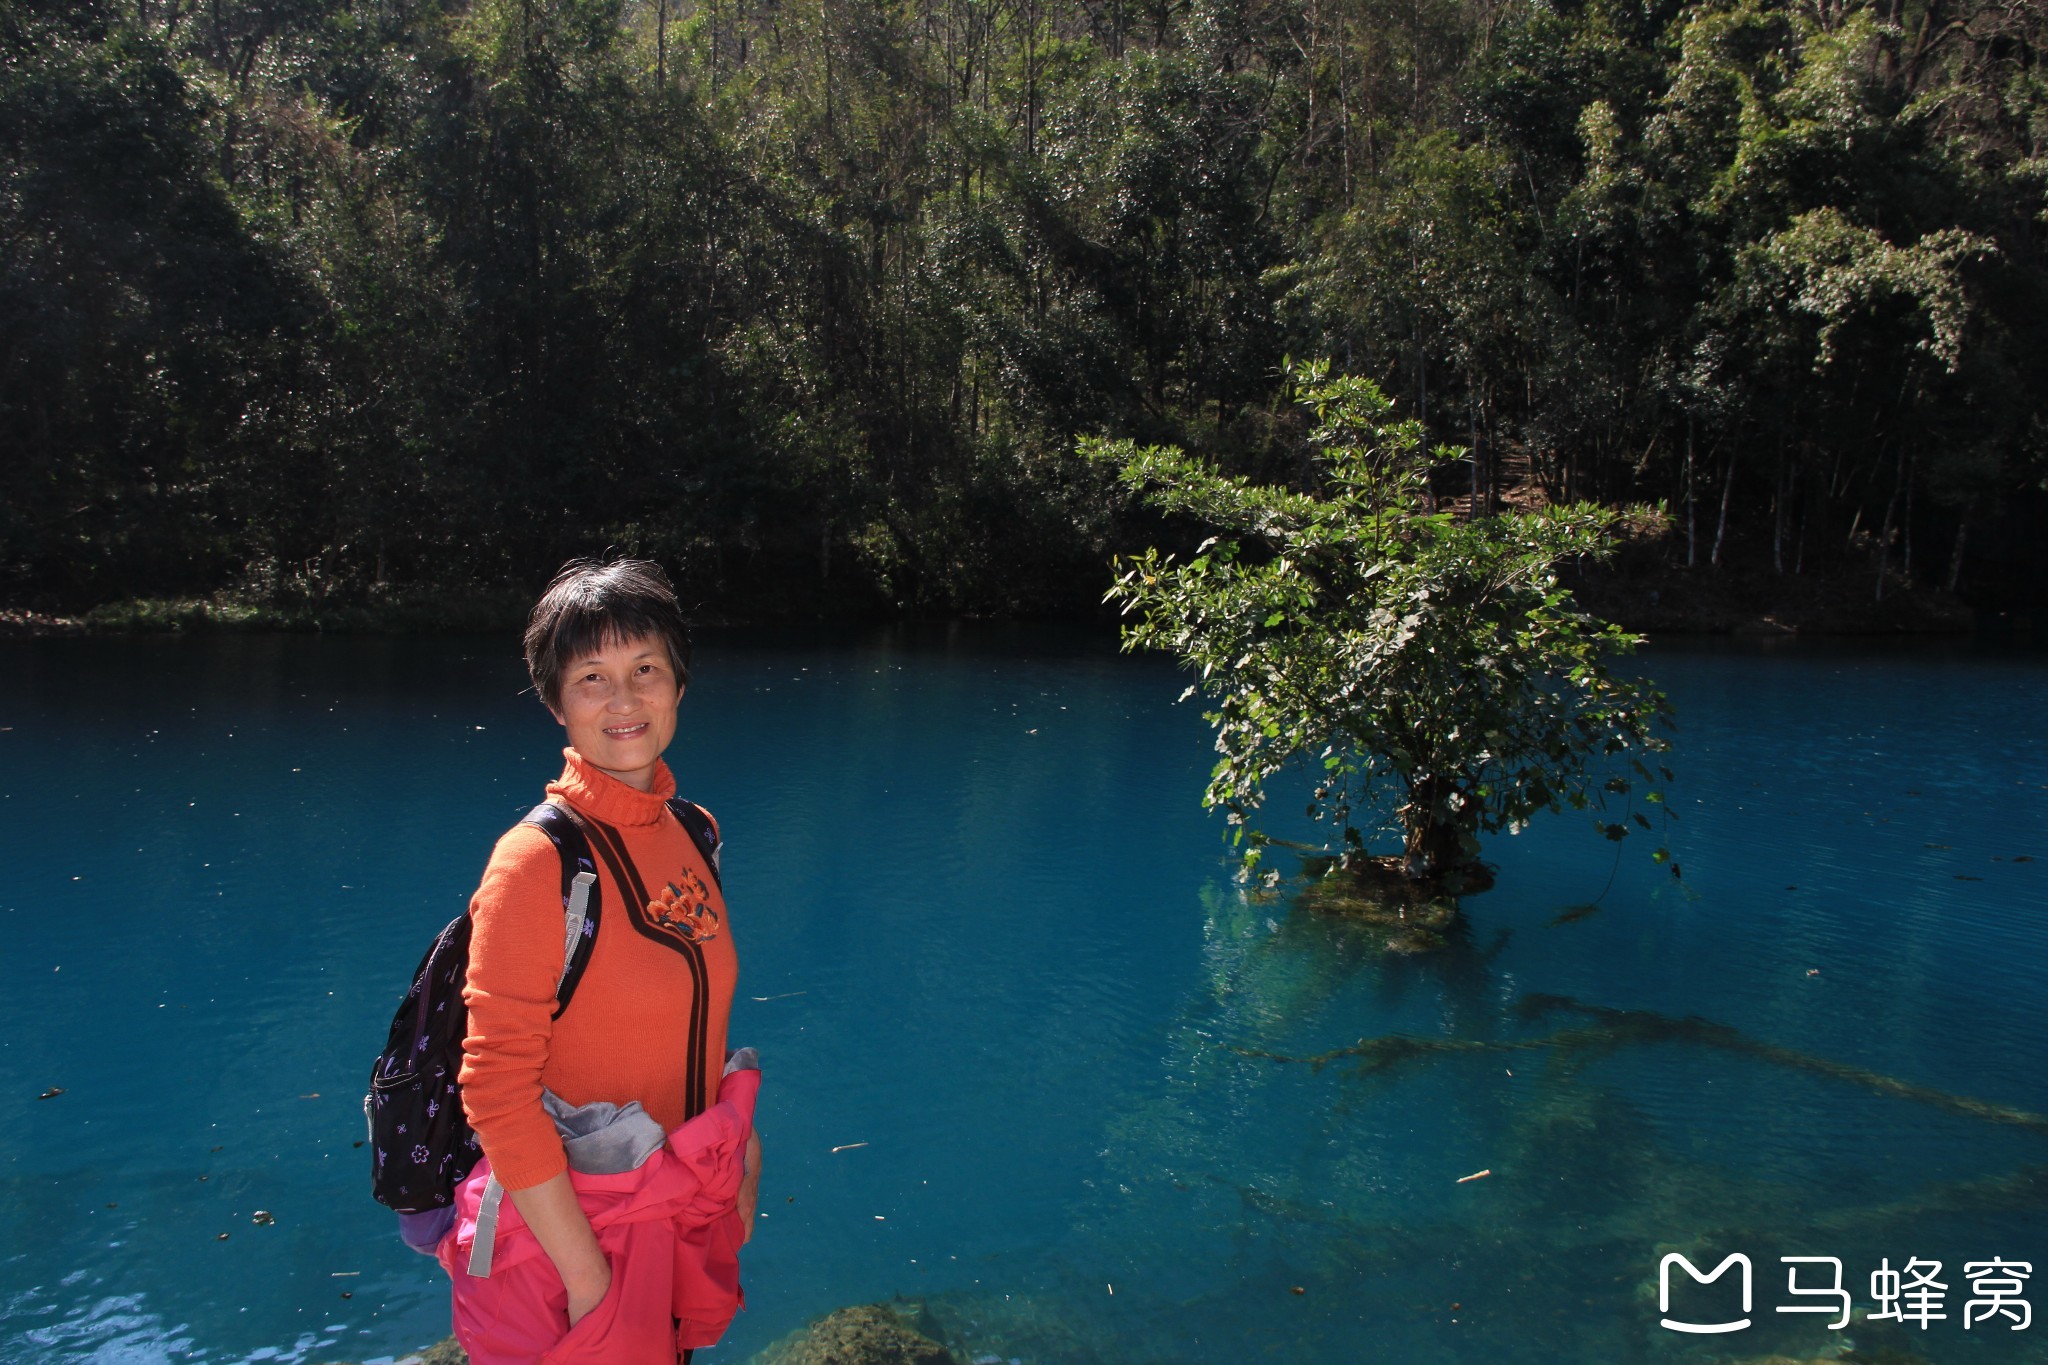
[751,1302,959,1365]
[386,1341,467,1365]
[322,1340,468,1365]
[1288,856,1477,954]
[1721,1344,1932,1365]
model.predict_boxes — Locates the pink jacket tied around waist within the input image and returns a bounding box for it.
[439,1066,760,1364]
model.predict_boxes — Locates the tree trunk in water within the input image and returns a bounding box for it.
[1401,776,1464,880]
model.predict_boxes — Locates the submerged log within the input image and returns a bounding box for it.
[1234,993,2048,1134]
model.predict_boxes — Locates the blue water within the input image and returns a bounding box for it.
[1,628,2045,1364]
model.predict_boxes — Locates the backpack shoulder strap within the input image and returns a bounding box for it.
[666,796,722,891]
[521,802,601,1017]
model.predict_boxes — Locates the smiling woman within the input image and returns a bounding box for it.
[444,559,762,1364]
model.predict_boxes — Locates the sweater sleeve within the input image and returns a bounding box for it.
[459,822,570,1191]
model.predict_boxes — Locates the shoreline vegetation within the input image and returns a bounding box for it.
[0,561,2002,640]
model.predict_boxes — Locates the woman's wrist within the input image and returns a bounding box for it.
[560,1247,610,1293]
[505,1171,608,1314]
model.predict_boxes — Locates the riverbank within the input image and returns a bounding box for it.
[0,571,2022,640]
[1565,559,1984,636]
[0,589,538,638]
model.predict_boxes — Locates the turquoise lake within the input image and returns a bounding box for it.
[1,627,2045,1364]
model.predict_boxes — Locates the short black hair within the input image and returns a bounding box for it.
[523,559,692,711]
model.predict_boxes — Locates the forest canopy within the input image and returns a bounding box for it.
[3,0,2044,619]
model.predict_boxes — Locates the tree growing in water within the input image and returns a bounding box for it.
[1087,361,1675,884]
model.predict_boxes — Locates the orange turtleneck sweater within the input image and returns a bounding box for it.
[459,748,737,1191]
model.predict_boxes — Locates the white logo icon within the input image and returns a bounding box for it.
[1660,1253,1753,1334]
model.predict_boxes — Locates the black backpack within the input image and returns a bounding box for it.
[365,797,721,1227]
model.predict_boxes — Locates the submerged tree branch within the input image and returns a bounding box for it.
[1233,993,2048,1134]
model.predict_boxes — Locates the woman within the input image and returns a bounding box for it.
[447,559,760,1364]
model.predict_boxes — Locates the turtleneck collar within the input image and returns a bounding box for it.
[547,747,677,826]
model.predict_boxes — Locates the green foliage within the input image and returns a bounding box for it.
[3,0,2047,616]
[1089,361,1674,880]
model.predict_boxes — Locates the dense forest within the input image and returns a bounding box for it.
[3,0,2044,621]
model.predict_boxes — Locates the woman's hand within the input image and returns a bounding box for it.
[507,1172,610,1326]
[564,1262,612,1328]
[738,1129,762,1244]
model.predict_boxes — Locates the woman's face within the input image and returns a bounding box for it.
[549,632,685,791]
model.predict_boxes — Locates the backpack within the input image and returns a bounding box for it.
[365,795,722,1248]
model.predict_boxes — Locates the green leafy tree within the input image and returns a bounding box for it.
[1088,360,1674,883]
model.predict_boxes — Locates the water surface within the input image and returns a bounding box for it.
[1,628,2044,1363]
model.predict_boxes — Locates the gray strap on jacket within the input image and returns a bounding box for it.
[466,1175,505,1278]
